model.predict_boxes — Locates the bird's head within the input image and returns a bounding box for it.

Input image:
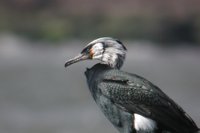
[65,37,127,69]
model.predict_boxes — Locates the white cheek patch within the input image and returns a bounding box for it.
[101,53,118,67]
[93,54,102,59]
[92,43,104,59]
[92,43,103,52]
[89,41,126,68]
[101,47,120,67]
[134,114,157,131]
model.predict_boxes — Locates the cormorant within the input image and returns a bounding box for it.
[65,37,199,133]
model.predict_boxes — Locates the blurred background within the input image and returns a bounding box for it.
[0,0,200,133]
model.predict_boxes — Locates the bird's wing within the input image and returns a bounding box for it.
[97,73,198,133]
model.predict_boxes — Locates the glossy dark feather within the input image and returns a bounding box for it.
[65,37,199,133]
[85,63,199,133]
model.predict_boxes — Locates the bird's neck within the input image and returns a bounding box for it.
[85,63,112,98]
[85,64,111,81]
[100,50,125,69]
[101,62,121,69]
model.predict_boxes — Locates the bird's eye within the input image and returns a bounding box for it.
[81,44,93,54]
[81,47,88,53]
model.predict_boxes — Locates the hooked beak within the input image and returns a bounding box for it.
[65,53,89,68]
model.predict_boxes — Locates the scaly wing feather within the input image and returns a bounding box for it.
[97,72,198,133]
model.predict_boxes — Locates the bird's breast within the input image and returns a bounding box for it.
[84,64,134,133]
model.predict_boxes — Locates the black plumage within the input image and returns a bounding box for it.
[85,63,199,133]
[65,37,199,133]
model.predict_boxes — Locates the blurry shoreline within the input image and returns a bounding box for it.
[0,0,200,44]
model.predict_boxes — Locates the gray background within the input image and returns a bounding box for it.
[0,35,199,133]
